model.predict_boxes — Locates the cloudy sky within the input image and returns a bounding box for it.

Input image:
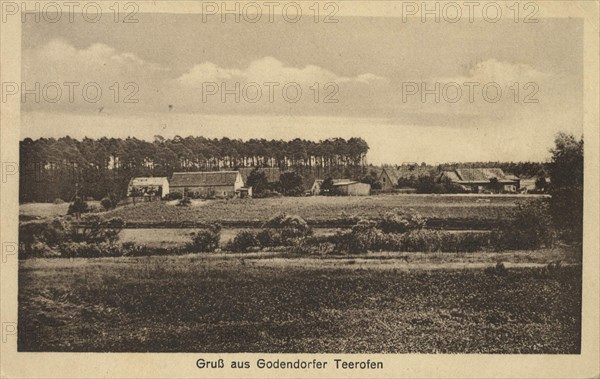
[21,12,583,164]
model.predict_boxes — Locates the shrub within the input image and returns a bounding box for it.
[291,238,337,256]
[336,219,385,254]
[177,197,192,207]
[259,189,282,198]
[498,200,555,250]
[100,197,115,210]
[262,213,312,245]
[189,224,221,252]
[67,197,89,216]
[19,218,72,250]
[26,241,60,258]
[163,192,183,201]
[73,215,124,244]
[61,242,122,258]
[227,230,259,252]
[485,262,508,276]
[379,208,426,233]
[53,198,65,204]
[256,228,280,247]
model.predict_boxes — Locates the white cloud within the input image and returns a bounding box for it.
[23,38,168,84]
[176,56,386,87]
[444,58,548,85]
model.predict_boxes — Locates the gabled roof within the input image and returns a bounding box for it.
[446,168,519,183]
[238,167,281,183]
[332,181,359,186]
[381,166,430,184]
[129,177,168,187]
[380,168,401,184]
[170,171,240,187]
[313,178,352,186]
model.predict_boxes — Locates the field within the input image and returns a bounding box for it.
[20,201,101,218]
[103,195,537,225]
[19,251,581,353]
[120,228,339,247]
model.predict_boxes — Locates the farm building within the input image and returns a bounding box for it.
[239,167,281,185]
[440,168,520,193]
[378,166,431,191]
[333,181,371,196]
[311,178,352,195]
[311,179,371,196]
[127,177,169,198]
[170,171,245,198]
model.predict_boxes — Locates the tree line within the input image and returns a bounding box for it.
[19,135,369,202]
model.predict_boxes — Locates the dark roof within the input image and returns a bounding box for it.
[170,171,240,187]
[381,166,430,184]
[445,168,519,184]
[238,167,281,183]
[313,178,352,186]
[381,168,400,185]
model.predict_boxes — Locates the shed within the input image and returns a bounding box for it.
[127,177,169,198]
[332,181,371,196]
[311,178,352,196]
[170,171,244,198]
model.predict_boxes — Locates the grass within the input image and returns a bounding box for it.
[19,252,581,353]
[20,201,101,218]
[119,228,340,248]
[102,195,527,225]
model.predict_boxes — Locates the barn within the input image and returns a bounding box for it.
[378,165,431,192]
[440,168,520,193]
[127,177,169,198]
[170,171,244,198]
[311,178,352,195]
[332,181,371,196]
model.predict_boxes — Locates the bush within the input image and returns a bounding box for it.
[497,200,555,250]
[189,224,221,252]
[291,238,337,256]
[67,197,89,216]
[163,192,183,201]
[177,197,192,207]
[336,219,385,254]
[53,198,65,204]
[25,241,60,258]
[262,213,312,246]
[379,208,426,233]
[226,230,259,252]
[61,242,122,258]
[100,197,115,210]
[19,218,72,250]
[257,189,282,198]
[485,262,508,276]
[73,215,124,244]
[256,228,280,247]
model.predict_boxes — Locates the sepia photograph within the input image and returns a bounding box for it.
[1,1,599,377]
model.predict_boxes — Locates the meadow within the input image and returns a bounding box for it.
[18,253,581,353]
[102,195,533,225]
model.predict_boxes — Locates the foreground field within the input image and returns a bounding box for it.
[103,195,530,225]
[19,252,581,353]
